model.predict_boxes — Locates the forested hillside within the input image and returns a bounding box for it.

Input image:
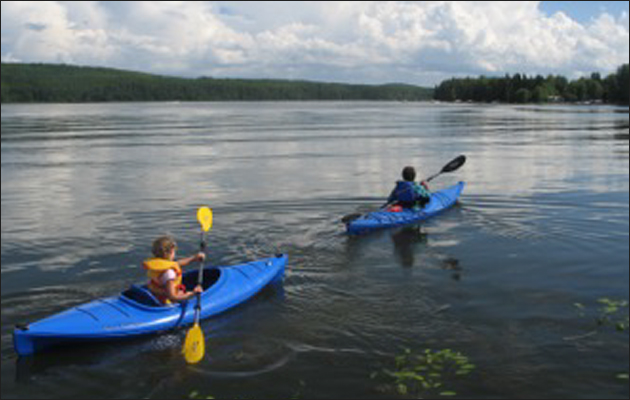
[0,63,434,103]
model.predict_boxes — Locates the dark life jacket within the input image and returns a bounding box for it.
[389,181,431,209]
[391,181,416,203]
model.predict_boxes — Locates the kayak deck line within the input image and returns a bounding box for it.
[97,299,132,318]
[75,307,101,322]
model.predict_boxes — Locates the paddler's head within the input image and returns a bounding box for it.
[152,236,177,261]
[402,166,416,182]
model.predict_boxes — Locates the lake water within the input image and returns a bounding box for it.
[1,102,628,399]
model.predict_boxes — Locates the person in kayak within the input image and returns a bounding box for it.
[387,166,431,210]
[143,236,205,305]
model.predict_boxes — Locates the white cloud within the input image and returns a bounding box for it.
[1,52,21,63]
[1,1,628,84]
[577,12,630,72]
[1,1,115,64]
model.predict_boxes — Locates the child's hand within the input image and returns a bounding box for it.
[193,285,204,295]
[196,252,207,262]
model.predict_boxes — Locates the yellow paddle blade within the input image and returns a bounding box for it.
[183,323,206,365]
[197,207,213,233]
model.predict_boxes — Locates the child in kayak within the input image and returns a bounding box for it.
[143,236,205,305]
[387,166,431,210]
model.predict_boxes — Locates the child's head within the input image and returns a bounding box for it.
[152,236,177,260]
[402,166,417,182]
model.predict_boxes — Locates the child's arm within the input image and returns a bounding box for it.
[413,182,431,201]
[165,280,203,303]
[419,181,431,195]
[177,252,206,268]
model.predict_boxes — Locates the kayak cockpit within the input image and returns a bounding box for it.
[121,268,222,308]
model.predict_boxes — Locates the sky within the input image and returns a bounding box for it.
[1,1,628,86]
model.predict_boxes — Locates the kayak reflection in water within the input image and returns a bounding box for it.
[387,166,432,211]
[391,226,429,268]
[143,236,205,306]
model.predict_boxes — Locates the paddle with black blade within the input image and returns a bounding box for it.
[183,206,213,365]
[424,155,467,183]
[341,155,467,224]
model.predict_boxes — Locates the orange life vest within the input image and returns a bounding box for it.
[143,258,185,305]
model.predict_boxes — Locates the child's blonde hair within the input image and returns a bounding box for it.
[152,236,177,259]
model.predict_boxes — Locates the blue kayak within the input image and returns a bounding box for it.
[346,182,465,235]
[14,254,288,357]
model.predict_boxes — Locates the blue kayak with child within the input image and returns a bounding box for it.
[14,244,288,357]
[345,182,465,235]
[343,156,467,235]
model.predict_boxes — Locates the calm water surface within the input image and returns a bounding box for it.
[1,102,628,399]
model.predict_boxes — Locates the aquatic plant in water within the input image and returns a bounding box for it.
[189,393,214,399]
[575,298,629,331]
[382,348,475,398]
[573,298,629,381]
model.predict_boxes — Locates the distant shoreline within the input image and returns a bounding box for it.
[1,100,628,107]
[434,64,629,106]
[0,63,434,104]
[1,62,628,106]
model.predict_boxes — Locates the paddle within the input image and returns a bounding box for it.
[183,207,213,365]
[425,155,467,183]
[341,155,467,224]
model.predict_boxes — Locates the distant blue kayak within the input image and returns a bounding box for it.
[346,182,465,235]
[14,255,288,357]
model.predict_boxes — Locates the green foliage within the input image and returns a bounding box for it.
[574,298,629,332]
[382,348,475,398]
[189,392,214,399]
[615,64,630,105]
[596,298,629,331]
[514,88,532,104]
[435,65,629,105]
[0,63,433,103]
[573,299,629,382]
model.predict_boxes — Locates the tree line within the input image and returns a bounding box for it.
[0,63,433,103]
[2,63,628,105]
[434,64,629,105]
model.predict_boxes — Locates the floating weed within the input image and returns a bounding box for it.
[596,299,629,330]
[573,299,629,333]
[571,299,629,382]
[189,392,214,399]
[381,348,475,398]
